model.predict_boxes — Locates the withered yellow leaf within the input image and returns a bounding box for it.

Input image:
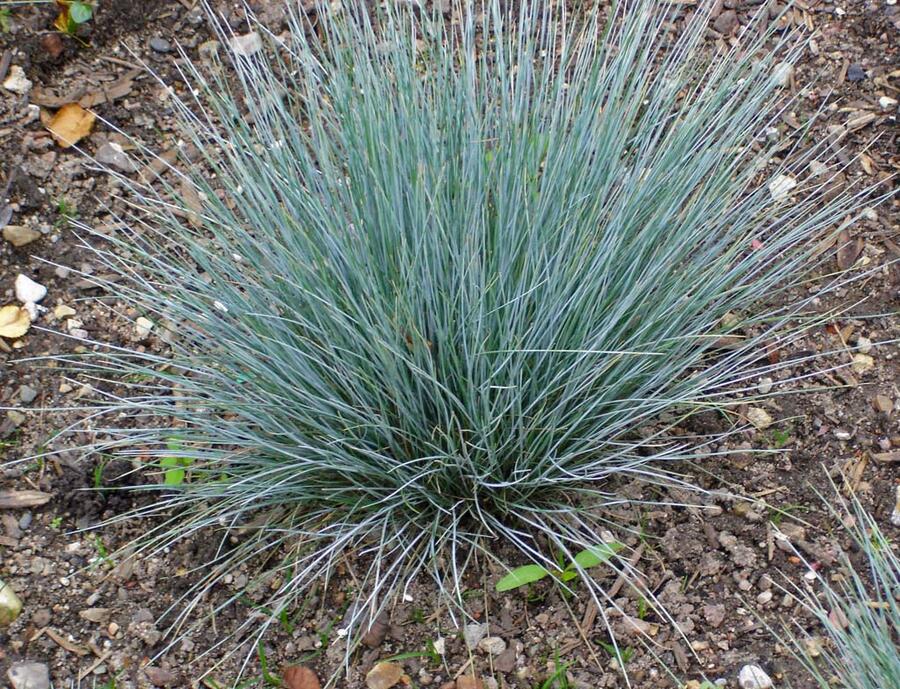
[0,304,31,339]
[47,103,95,148]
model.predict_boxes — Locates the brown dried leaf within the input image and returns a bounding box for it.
[0,490,52,509]
[836,230,864,270]
[79,70,140,108]
[0,305,30,338]
[282,665,321,689]
[47,103,96,148]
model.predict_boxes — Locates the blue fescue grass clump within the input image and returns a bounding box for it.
[65,0,872,665]
[778,489,900,689]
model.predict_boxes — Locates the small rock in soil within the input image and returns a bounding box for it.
[757,377,773,395]
[494,644,517,672]
[768,174,796,201]
[879,96,898,111]
[18,385,37,403]
[846,63,866,82]
[228,32,263,57]
[79,608,110,623]
[6,662,49,689]
[463,622,489,650]
[771,61,793,87]
[702,604,726,628]
[738,664,773,689]
[144,666,177,687]
[851,353,874,373]
[0,578,24,625]
[713,10,738,34]
[365,662,404,689]
[149,37,172,53]
[457,677,484,689]
[2,65,32,95]
[873,395,893,414]
[96,142,139,173]
[746,407,773,430]
[3,226,41,248]
[477,636,506,656]
[135,316,154,340]
[7,410,26,427]
[15,274,47,305]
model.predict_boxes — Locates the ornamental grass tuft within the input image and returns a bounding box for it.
[62,0,877,671]
[777,487,900,689]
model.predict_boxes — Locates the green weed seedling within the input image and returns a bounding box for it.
[599,640,635,665]
[53,0,94,40]
[535,654,571,689]
[380,639,441,667]
[770,427,791,449]
[496,542,622,592]
[160,437,192,486]
[256,642,281,687]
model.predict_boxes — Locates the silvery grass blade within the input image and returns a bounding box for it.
[772,481,900,689]
[19,0,892,682]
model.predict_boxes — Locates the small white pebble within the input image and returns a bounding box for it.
[739,665,773,689]
[135,316,154,339]
[768,174,797,201]
[15,274,47,305]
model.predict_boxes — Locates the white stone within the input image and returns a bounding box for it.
[738,664,773,689]
[757,377,773,395]
[856,336,872,354]
[228,32,262,57]
[771,61,794,88]
[768,174,797,201]
[15,274,47,305]
[2,65,32,96]
[135,316,154,339]
[878,96,898,111]
[95,142,139,173]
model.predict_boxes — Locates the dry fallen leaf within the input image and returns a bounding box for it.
[0,490,52,509]
[836,229,864,270]
[0,304,31,338]
[282,665,321,689]
[47,103,95,148]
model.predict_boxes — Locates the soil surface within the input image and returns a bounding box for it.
[1,2,898,689]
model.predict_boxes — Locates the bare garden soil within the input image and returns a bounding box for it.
[0,1,898,688]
